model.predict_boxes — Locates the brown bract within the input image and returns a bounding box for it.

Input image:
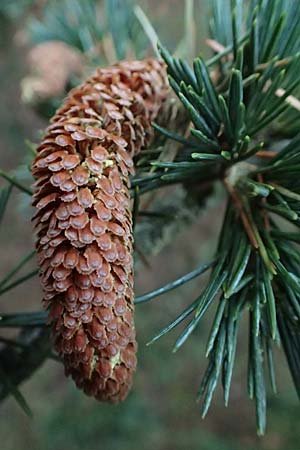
[32,59,169,402]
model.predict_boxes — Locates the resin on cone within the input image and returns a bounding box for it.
[32,59,168,402]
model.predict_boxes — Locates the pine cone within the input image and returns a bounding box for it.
[22,41,83,104]
[32,59,168,402]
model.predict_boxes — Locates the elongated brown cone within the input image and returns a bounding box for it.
[32,59,168,402]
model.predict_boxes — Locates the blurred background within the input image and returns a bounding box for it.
[0,1,299,449]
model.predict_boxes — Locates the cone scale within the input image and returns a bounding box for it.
[32,59,168,402]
